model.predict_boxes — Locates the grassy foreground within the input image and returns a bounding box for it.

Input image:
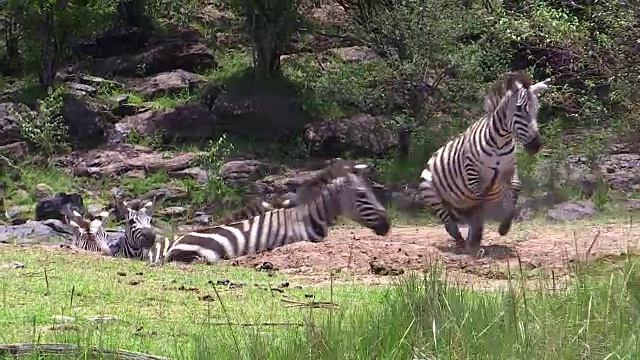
[0,245,639,359]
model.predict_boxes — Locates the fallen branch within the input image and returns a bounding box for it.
[281,298,339,309]
[0,343,170,360]
[209,321,304,327]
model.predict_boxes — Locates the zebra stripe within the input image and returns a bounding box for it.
[148,160,390,264]
[110,198,156,260]
[62,206,113,255]
[146,194,294,264]
[418,72,551,249]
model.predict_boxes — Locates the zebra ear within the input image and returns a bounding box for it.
[122,200,130,209]
[98,211,110,223]
[260,200,274,210]
[143,201,154,214]
[530,78,551,96]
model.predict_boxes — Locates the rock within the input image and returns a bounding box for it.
[63,144,205,177]
[35,192,86,222]
[329,46,379,62]
[304,114,397,157]
[87,204,106,217]
[546,200,597,221]
[126,70,207,99]
[191,213,211,225]
[0,261,25,270]
[0,221,73,244]
[61,94,110,149]
[110,94,142,118]
[0,141,28,159]
[141,186,189,203]
[68,83,98,96]
[116,105,216,143]
[0,102,31,146]
[74,26,149,59]
[159,206,188,217]
[219,160,279,186]
[90,29,215,77]
[171,167,209,184]
[34,183,54,200]
[626,199,640,211]
[4,206,29,225]
[12,189,30,202]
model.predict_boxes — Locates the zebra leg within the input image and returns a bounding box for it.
[419,168,464,244]
[465,205,486,249]
[498,170,522,236]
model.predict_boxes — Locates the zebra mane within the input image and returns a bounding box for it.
[483,71,534,114]
[291,158,370,205]
[217,194,290,225]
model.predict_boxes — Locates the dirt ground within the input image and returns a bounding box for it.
[227,219,640,289]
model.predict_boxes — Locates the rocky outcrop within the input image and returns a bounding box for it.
[304,114,397,157]
[115,105,216,143]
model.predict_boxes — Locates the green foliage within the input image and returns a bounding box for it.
[13,85,70,155]
[192,134,242,212]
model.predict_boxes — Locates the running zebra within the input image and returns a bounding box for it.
[418,72,551,249]
[61,205,114,255]
[109,198,157,260]
[147,159,391,264]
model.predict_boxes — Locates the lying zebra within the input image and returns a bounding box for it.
[61,205,114,255]
[145,194,294,264]
[147,159,391,264]
[106,193,292,262]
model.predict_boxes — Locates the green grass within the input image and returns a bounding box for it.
[1,246,639,359]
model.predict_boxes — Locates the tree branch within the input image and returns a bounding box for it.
[0,343,170,360]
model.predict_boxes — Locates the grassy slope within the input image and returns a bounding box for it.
[1,244,639,359]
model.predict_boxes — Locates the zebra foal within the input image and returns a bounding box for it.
[109,197,157,260]
[418,72,551,249]
[147,159,391,264]
[61,205,114,255]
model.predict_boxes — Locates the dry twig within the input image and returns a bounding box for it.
[0,343,170,359]
[281,298,339,309]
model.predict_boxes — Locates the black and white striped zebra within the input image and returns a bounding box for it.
[109,198,157,259]
[418,72,551,249]
[147,160,391,264]
[61,205,114,255]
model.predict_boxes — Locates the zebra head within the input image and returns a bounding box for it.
[485,72,552,155]
[62,205,113,255]
[122,199,157,249]
[294,160,390,236]
[335,162,391,236]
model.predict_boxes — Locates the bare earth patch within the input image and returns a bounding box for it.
[227,219,640,289]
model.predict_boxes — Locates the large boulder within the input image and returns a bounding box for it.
[115,104,216,143]
[89,29,215,77]
[303,114,397,157]
[35,192,86,222]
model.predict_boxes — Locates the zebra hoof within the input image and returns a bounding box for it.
[498,221,512,236]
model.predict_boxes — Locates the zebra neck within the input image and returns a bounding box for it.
[276,183,343,243]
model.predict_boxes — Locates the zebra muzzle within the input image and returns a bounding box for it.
[523,135,542,154]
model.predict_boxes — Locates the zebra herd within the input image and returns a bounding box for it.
[61,71,552,265]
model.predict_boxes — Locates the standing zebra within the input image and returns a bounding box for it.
[147,159,391,264]
[109,198,157,260]
[61,205,114,255]
[418,72,551,249]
